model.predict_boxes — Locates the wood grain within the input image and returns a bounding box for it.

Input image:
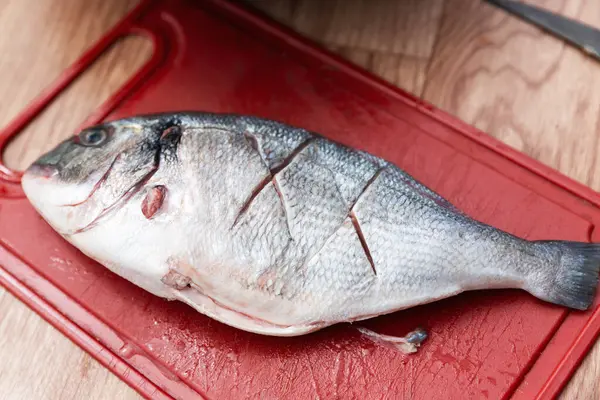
[0,0,152,171]
[423,0,600,192]
[2,0,600,398]
[0,287,141,400]
[246,0,444,94]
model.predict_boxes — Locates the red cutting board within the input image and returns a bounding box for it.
[1,1,600,399]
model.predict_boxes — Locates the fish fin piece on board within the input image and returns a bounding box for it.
[528,240,600,310]
[356,326,428,354]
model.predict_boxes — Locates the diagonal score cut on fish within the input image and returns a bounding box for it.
[21,112,600,354]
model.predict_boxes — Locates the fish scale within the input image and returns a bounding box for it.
[299,216,377,321]
[276,154,347,250]
[302,138,382,209]
[230,181,290,270]
[234,132,385,305]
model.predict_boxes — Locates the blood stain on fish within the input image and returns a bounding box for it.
[142,185,167,219]
[161,125,181,139]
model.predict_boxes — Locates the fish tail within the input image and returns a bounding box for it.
[527,240,600,310]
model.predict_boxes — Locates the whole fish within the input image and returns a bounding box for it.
[21,112,600,351]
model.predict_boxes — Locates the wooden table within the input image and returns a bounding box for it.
[1,0,599,398]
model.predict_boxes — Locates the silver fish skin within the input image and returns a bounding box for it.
[21,112,600,336]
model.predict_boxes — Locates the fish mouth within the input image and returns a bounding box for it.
[23,163,59,180]
[23,136,76,182]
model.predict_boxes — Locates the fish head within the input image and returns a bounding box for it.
[21,116,167,235]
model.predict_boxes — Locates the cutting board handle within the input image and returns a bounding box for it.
[0,0,161,196]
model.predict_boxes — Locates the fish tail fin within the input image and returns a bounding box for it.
[527,240,600,310]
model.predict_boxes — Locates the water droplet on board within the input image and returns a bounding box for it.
[50,256,66,271]
[226,351,239,363]
[119,343,136,358]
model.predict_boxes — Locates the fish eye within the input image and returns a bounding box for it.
[79,128,108,147]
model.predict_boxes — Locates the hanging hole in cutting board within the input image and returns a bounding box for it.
[1,35,153,172]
